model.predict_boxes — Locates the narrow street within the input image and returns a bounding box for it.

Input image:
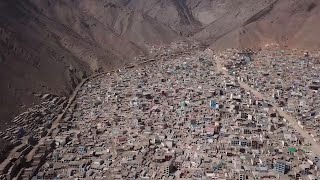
[214,56,320,156]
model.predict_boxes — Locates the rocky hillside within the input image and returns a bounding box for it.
[208,0,320,50]
[0,0,178,127]
[1,0,320,128]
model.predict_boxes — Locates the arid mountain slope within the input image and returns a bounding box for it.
[0,0,178,128]
[208,0,320,50]
[192,0,275,45]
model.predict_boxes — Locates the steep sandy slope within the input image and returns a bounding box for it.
[0,0,91,128]
[208,0,320,50]
[29,0,179,55]
[192,0,275,46]
[121,0,202,36]
[75,0,179,48]
[0,0,179,129]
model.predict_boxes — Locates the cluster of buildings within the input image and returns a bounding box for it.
[0,94,67,179]
[1,45,320,180]
[149,41,202,57]
[221,49,320,144]
[10,47,319,179]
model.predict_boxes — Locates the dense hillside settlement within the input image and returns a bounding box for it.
[1,43,320,179]
[1,0,320,179]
